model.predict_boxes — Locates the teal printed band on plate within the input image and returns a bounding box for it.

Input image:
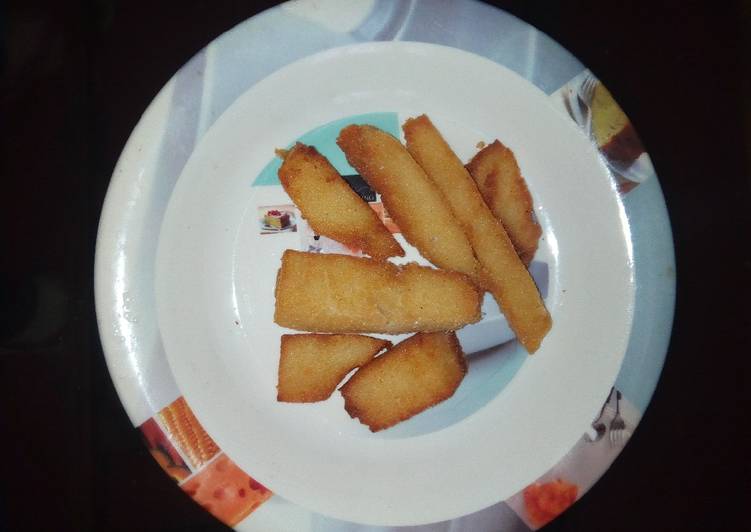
[252,112,400,187]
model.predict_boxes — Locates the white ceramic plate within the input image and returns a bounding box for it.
[154,42,634,526]
[96,2,675,530]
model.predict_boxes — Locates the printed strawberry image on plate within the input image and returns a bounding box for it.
[523,479,579,527]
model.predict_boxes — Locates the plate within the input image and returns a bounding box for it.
[95,2,675,530]
[155,41,633,525]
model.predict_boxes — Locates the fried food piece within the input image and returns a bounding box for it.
[277,143,403,260]
[466,140,542,265]
[340,332,467,432]
[277,334,391,403]
[274,250,481,333]
[403,115,550,353]
[336,124,481,281]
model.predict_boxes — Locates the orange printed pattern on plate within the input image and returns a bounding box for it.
[369,203,401,234]
[181,454,273,526]
[140,418,191,482]
[158,397,220,469]
[523,479,578,527]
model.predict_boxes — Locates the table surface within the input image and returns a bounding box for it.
[1,1,749,530]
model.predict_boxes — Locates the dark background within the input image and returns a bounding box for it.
[1,1,749,530]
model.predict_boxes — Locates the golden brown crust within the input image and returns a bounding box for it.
[403,115,550,353]
[274,250,481,333]
[277,333,391,403]
[340,332,467,432]
[277,143,403,260]
[466,140,542,265]
[336,124,481,280]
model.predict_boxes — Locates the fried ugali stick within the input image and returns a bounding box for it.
[340,332,467,432]
[274,250,481,334]
[403,115,551,353]
[336,125,481,281]
[278,334,391,403]
[466,140,542,265]
[277,143,403,261]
